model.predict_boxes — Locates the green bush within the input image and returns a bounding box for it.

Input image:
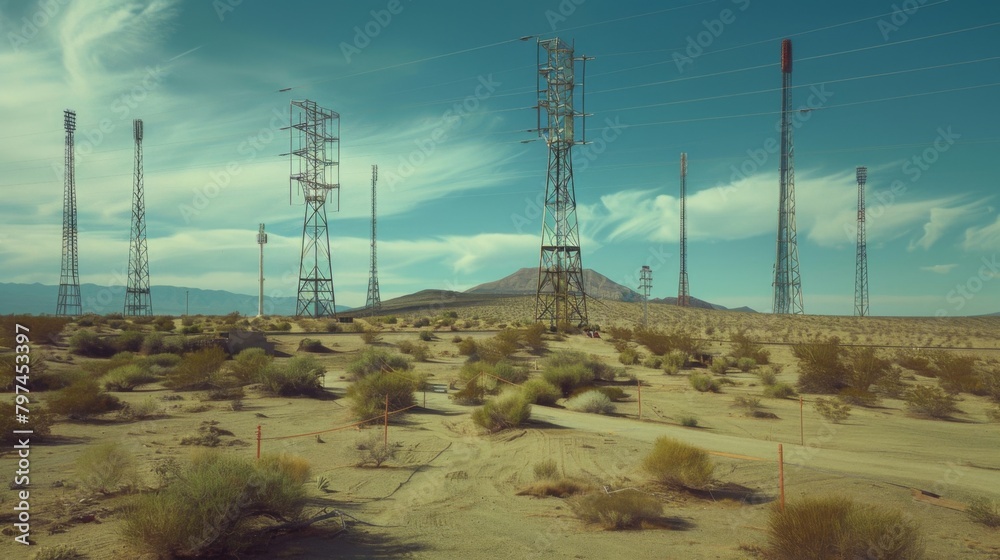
[642,436,714,489]
[397,341,432,362]
[689,373,720,393]
[228,347,272,383]
[544,350,621,383]
[814,397,851,423]
[709,359,729,374]
[618,347,642,365]
[595,386,628,402]
[492,361,529,384]
[472,390,531,432]
[103,364,158,392]
[457,337,478,356]
[144,352,182,368]
[259,356,325,397]
[347,371,417,422]
[904,385,959,418]
[929,351,979,394]
[521,378,561,406]
[347,347,411,380]
[543,363,594,397]
[566,390,615,414]
[793,338,847,393]
[765,496,923,560]
[76,441,140,494]
[165,347,227,390]
[763,382,796,399]
[69,330,116,357]
[966,497,1000,528]
[571,490,663,530]
[679,416,698,427]
[120,451,310,558]
[757,366,778,386]
[642,355,663,369]
[522,322,547,352]
[115,330,146,353]
[735,357,757,372]
[451,376,487,405]
[730,331,770,364]
[418,330,434,341]
[733,395,761,413]
[0,402,52,444]
[48,378,121,417]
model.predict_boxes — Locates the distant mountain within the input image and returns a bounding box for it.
[650,296,757,313]
[467,268,643,302]
[0,283,350,316]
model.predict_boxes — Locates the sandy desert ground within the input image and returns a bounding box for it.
[2,302,1000,559]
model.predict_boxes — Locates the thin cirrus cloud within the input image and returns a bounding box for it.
[920,264,958,274]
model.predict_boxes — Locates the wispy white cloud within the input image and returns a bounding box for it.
[908,202,984,251]
[920,264,957,274]
[962,214,1000,252]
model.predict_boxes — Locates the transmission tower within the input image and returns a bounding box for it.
[854,167,869,317]
[366,164,381,315]
[772,39,804,315]
[639,265,652,327]
[257,223,267,317]
[56,109,81,316]
[533,37,590,329]
[678,152,690,307]
[124,119,152,317]
[289,100,339,318]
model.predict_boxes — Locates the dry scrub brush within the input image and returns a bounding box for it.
[765,496,923,560]
[642,436,714,489]
[570,490,663,530]
[472,389,531,433]
[347,347,411,380]
[347,370,418,423]
[76,441,142,495]
[566,390,615,414]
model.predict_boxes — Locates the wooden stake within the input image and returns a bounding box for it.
[637,379,642,420]
[778,443,786,511]
[384,394,389,446]
[799,396,804,446]
[256,424,262,460]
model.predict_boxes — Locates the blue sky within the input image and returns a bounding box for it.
[1,0,999,316]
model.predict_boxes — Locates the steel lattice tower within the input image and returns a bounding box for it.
[639,265,652,326]
[289,100,339,318]
[257,223,267,317]
[678,153,690,307]
[56,109,82,316]
[533,37,589,329]
[365,164,381,314]
[854,167,869,317]
[772,39,804,315]
[124,119,152,317]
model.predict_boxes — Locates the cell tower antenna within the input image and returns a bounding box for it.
[365,164,381,315]
[678,153,690,307]
[772,39,804,315]
[288,100,339,318]
[124,118,152,317]
[257,223,267,317]
[854,167,869,317]
[639,265,652,327]
[533,37,589,329]
[56,109,82,316]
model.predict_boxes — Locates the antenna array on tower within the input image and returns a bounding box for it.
[772,39,804,315]
[56,109,82,316]
[639,265,652,326]
[366,164,381,315]
[124,118,152,317]
[854,167,870,317]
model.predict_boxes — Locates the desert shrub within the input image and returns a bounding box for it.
[69,330,116,357]
[471,390,531,432]
[904,385,958,418]
[259,355,325,397]
[360,327,382,345]
[844,347,891,393]
[566,390,615,414]
[679,416,698,427]
[115,330,146,353]
[793,338,847,393]
[642,354,663,369]
[618,347,642,365]
[642,436,714,489]
[663,349,687,370]
[228,347,272,383]
[709,359,728,374]
[118,397,164,421]
[297,338,326,352]
[521,378,561,406]
[347,347,411,380]
[814,397,851,423]
[274,321,292,331]
[354,432,397,467]
[534,459,559,480]
[518,477,593,498]
[144,352,182,368]
[48,378,121,417]
[180,324,202,335]
[762,382,796,399]
[0,315,70,347]
[120,451,310,558]
[476,335,519,364]
[895,349,933,375]
[542,350,622,393]
[929,351,979,394]
[0,402,52,443]
[765,496,923,560]
[606,325,633,342]
[543,363,594,397]
[492,361,529,384]
[103,364,157,392]
[966,497,1000,528]
[0,352,73,392]
[757,366,778,386]
[457,337,478,356]
[32,545,82,560]
[735,357,756,372]
[733,395,761,413]
[595,386,628,402]
[730,331,770,364]
[522,322,547,352]
[165,347,227,390]
[451,376,487,405]
[408,342,432,362]
[347,371,417,423]
[689,373,720,393]
[76,441,141,494]
[571,490,663,530]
